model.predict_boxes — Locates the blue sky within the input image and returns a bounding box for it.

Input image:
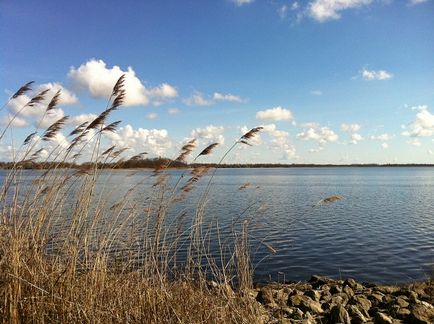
[1,0,434,164]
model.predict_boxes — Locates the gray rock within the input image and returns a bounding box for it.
[409,302,434,324]
[348,304,368,323]
[345,278,364,291]
[374,312,393,324]
[304,289,321,302]
[329,304,351,324]
[396,297,409,308]
[290,295,323,314]
[330,285,342,295]
[343,286,355,298]
[350,295,372,317]
[368,293,384,306]
[395,308,411,320]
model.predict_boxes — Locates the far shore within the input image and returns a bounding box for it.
[2,160,434,170]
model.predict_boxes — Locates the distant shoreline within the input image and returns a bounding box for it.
[2,161,434,170]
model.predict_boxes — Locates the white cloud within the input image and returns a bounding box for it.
[69,59,177,106]
[183,92,213,106]
[292,2,300,10]
[361,68,393,81]
[309,0,373,22]
[278,5,288,18]
[341,123,361,133]
[408,0,430,5]
[168,108,180,115]
[428,149,434,155]
[407,139,422,146]
[38,83,79,105]
[256,106,293,122]
[381,142,389,149]
[184,91,244,106]
[147,112,158,120]
[231,0,254,6]
[296,124,338,144]
[105,125,172,157]
[243,123,296,159]
[191,125,225,145]
[0,115,28,128]
[309,146,324,153]
[213,92,243,102]
[68,113,98,127]
[350,133,363,144]
[310,90,323,96]
[370,133,393,141]
[402,105,434,137]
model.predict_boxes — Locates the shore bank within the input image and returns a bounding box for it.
[245,275,434,323]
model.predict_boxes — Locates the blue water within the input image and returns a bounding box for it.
[2,167,434,284]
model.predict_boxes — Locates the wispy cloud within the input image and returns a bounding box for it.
[408,0,430,6]
[183,91,245,106]
[213,92,244,102]
[277,5,288,18]
[360,68,393,81]
[308,0,373,22]
[231,0,254,7]
[310,90,323,96]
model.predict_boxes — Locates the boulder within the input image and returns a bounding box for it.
[348,304,368,323]
[349,295,372,317]
[329,304,351,324]
[304,289,321,302]
[409,302,434,324]
[374,312,393,324]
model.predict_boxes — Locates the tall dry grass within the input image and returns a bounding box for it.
[0,78,266,323]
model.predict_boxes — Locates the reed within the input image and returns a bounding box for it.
[0,79,265,323]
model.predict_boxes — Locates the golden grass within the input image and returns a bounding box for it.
[0,79,265,323]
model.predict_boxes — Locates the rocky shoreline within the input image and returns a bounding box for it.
[250,275,434,323]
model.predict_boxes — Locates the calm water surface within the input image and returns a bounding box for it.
[2,167,434,284]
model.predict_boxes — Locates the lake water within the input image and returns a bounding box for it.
[2,167,434,284]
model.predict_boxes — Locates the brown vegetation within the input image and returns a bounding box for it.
[0,78,265,323]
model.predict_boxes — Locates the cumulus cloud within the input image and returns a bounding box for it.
[308,0,373,22]
[241,123,296,159]
[402,105,434,137]
[105,125,172,157]
[381,142,389,149]
[38,83,79,105]
[256,106,293,122]
[191,125,225,145]
[361,68,393,81]
[0,115,29,128]
[231,0,254,6]
[341,123,361,133]
[69,59,177,106]
[296,124,338,144]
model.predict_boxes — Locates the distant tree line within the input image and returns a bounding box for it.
[1,159,434,170]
